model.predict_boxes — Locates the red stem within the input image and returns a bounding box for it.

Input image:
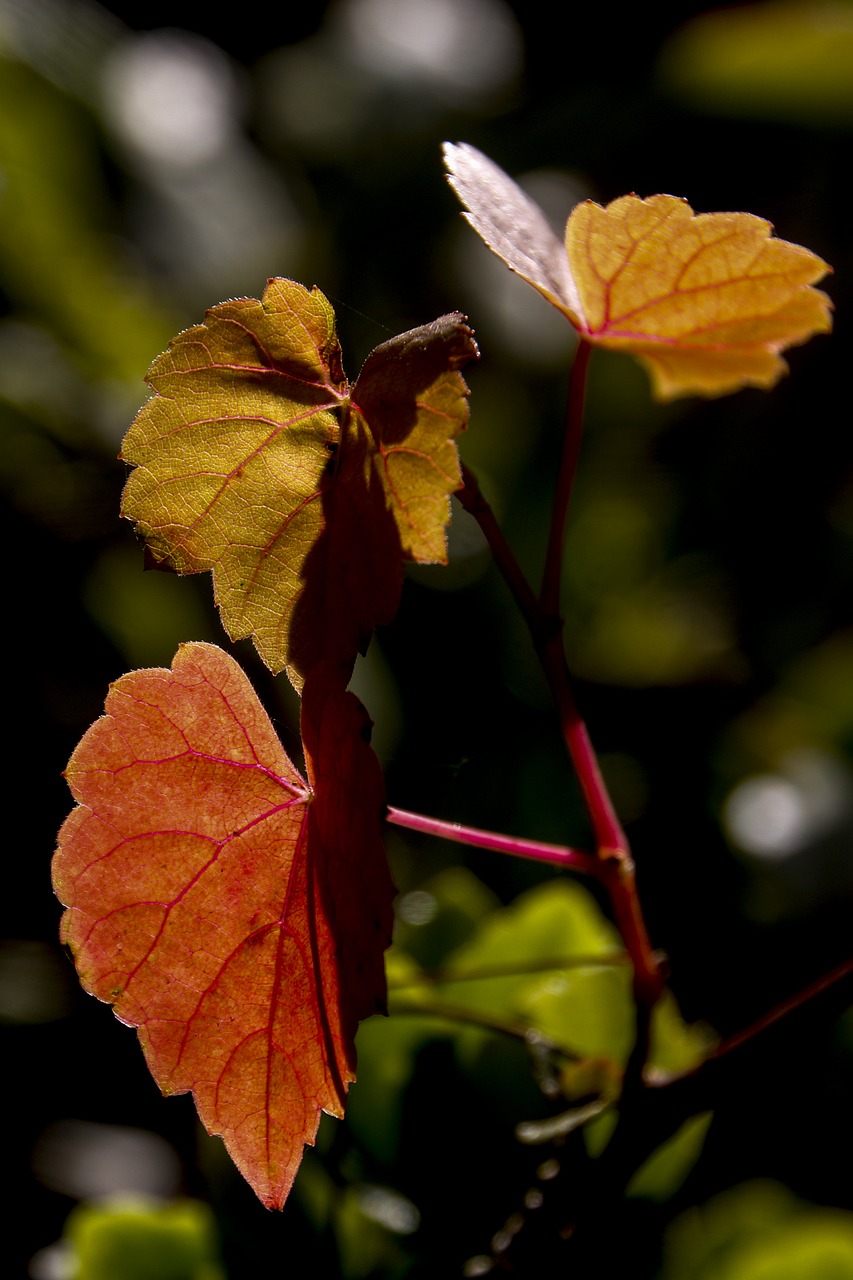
[708,954,853,1066]
[458,465,627,852]
[386,805,601,878]
[457,466,663,1008]
[542,630,627,855]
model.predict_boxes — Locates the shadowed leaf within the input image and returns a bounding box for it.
[120,279,477,687]
[444,142,831,398]
[353,314,478,561]
[52,642,394,1209]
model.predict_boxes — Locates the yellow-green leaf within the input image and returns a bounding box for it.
[120,279,477,687]
[354,317,476,561]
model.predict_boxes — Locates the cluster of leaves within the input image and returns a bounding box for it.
[53,143,832,1225]
[53,279,478,1208]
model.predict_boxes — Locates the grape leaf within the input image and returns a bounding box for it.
[120,279,478,687]
[52,642,394,1210]
[444,142,831,399]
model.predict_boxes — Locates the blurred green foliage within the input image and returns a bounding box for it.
[659,1,853,126]
[63,1198,224,1280]
[663,1180,853,1279]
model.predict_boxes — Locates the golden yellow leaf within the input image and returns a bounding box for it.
[444,143,831,399]
[566,193,832,398]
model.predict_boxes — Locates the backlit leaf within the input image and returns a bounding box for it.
[396,880,713,1074]
[120,279,477,687]
[442,141,584,325]
[444,142,831,398]
[52,642,394,1209]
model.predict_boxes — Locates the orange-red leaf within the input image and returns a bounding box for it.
[52,643,394,1209]
[120,279,477,687]
[444,142,831,398]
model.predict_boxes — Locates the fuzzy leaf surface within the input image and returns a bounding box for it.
[52,642,394,1209]
[442,141,584,325]
[444,142,831,398]
[120,279,477,685]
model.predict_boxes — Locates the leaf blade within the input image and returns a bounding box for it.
[352,312,479,562]
[566,193,832,397]
[53,643,394,1209]
[120,280,345,679]
[443,141,585,325]
[121,281,477,685]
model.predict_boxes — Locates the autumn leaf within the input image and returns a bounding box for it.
[120,279,478,687]
[52,642,394,1210]
[444,142,831,398]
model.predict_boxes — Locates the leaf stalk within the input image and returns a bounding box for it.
[385,805,600,877]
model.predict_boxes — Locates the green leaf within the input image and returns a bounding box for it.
[664,1181,853,1280]
[627,1111,713,1202]
[424,881,625,1055]
[392,879,713,1078]
[63,1197,224,1280]
[658,0,853,126]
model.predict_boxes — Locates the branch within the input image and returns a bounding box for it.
[657,952,853,1095]
[456,465,663,1008]
[385,805,600,877]
[457,465,626,854]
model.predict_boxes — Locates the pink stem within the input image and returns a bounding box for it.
[386,806,601,877]
[543,631,628,855]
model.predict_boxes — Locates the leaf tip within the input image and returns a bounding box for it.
[442,141,586,327]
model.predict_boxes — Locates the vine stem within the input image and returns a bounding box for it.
[541,630,627,856]
[705,953,853,1068]
[536,336,627,854]
[385,806,601,877]
[456,354,664,1009]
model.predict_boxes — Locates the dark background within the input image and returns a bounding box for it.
[3,0,853,1275]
